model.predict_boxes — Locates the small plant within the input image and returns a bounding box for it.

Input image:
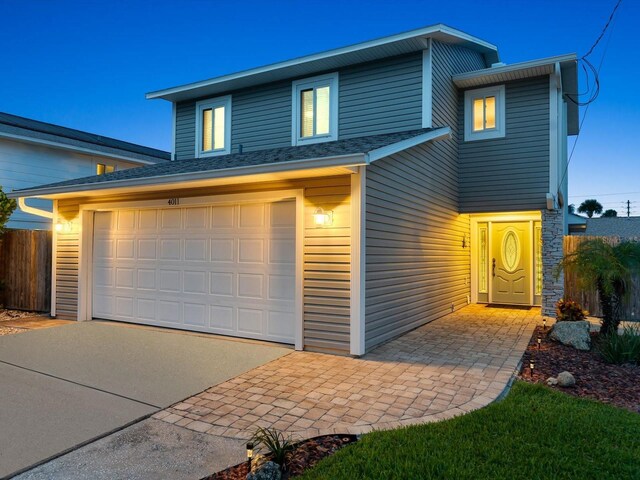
[596,325,640,365]
[0,185,17,236]
[555,299,587,322]
[250,426,295,471]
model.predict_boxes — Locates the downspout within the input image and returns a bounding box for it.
[18,197,54,220]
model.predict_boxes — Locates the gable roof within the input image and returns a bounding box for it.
[146,24,499,103]
[0,112,170,164]
[9,127,450,199]
[580,217,640,238]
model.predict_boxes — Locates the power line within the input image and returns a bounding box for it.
[569,191,640,198]
[582,0,623,58]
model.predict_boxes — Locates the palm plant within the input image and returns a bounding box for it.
[557,239,640,335]
[577,199,603,218]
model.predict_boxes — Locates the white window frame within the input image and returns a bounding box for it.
[195,95,232,157]
[464,85,506,142]
[291,73,339,146]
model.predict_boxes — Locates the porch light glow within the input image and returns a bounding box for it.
[55,221,72,233]
[313,208,333,227]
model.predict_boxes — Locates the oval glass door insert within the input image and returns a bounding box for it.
[502,230,521,273]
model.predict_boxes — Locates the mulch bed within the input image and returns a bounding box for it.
[519,326,640,413]
[0,308,42,321]
[204,434,357,479]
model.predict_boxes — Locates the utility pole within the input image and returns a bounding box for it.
[627,200,631,218]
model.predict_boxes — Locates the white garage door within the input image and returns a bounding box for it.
[92,200,296,343]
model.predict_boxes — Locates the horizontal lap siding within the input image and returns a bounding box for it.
[339,53,422,138]
[365,143,469,350]
[458,76,550,212]
[363,42,482,351]
[56,176,351,354]
[174,54,426,159]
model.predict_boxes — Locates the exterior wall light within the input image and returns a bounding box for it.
[313,207,333,227]
[55,221,73,233]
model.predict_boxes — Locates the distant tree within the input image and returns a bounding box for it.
[601,209,618,218]
[0,185,17,236]
[577,199,603,218]
[568,204,576,214]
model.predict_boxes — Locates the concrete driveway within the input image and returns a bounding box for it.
[0,322,290,478]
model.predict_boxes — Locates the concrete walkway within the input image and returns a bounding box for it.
[156,305,540,440]
[0,322,290,478]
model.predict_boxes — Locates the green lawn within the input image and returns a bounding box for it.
[300,382,640,480]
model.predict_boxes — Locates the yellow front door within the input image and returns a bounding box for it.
[491,222,531,305]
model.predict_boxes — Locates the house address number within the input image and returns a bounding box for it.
[167,198,180,206]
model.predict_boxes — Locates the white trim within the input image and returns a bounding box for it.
[464,85,506,142]
[146,24,498,101]
[549,63,560,204]
[469,211,542,304]
[350,167,366,356]
[421,41,433,128]
[291,73,339,146]
[17,197,53,219]
[195,95,232,157]
[366,127,451,162]
[76,189,305,347]
[50,200,58,317]
[0,131,163,165]
[453,54,577,88]
[11,153,367,199]
[171,102,177,161]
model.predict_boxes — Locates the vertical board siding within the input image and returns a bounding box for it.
[365,142,470,350]
[458,76,550,212]
[0,229,52,311]
[56,176,351,354]
[174,53,425,159]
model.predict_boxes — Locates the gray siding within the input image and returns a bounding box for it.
[174,53,426,159]
[458,76,550,212]
[365,142,470,350]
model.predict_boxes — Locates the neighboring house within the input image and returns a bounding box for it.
[576,216,640,238]
[10,24,578,356]
[567,212,587,234]
[0,112,170,229]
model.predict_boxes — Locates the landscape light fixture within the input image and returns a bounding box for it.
[537,335,542,350]
[543,318,547,330]
[529,359,535,377]
[246,442,254,469]
[313,207,333,227]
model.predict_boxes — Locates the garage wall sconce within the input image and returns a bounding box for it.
[55,221,73,233]
[313,207,333,227]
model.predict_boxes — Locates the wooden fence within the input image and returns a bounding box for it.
[0,229,52,312]
[563,235,640,321]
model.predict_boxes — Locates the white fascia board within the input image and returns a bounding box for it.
[9,153,367,199]
[452,54,577,87]
[146,24,497,101]
[0,131,162,165]
[365,127,451,163]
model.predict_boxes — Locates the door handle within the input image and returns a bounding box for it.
[492,258,496,277]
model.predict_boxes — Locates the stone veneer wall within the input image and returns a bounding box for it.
[541,209,565,317]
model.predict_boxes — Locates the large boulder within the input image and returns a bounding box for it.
[247,461,282,480]
[550,321,591,351]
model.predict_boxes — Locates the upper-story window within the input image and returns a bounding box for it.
[195,96,231,157]
[464,85,505,141]
[292,73,338,145]
[96,164,115,175]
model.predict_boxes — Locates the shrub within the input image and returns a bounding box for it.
[596,325,640,365]
[250,426,295,470]
[555,298,587,322]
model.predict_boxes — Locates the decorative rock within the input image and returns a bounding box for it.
[247,461,282,480]
[550,321,591,351]
[546,377,558,386]
[557,371,576,387]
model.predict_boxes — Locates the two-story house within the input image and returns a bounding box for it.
[1,112,170,229]
[10,24,578,356]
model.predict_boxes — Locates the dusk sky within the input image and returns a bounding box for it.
[1,1,637,215]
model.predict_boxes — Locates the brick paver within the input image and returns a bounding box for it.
[155,305,539,440]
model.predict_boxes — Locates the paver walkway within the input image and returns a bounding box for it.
[155,305,540,440]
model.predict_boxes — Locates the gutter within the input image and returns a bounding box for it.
[18,197,53,219]
[9,153,368,199]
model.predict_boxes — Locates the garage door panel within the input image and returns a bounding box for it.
[92,200,295,344]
